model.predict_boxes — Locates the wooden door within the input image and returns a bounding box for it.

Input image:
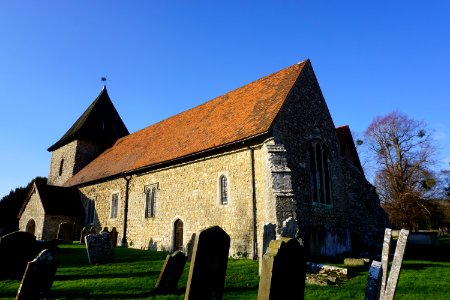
[174,219,183,251]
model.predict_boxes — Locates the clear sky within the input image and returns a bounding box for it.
[0,1,449,197]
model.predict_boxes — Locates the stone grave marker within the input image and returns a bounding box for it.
[16,249,58,300]
[184,226,230,300]
[155,251,187,294]
[57,222,74,243]
[364,228,409,300]
[0,231,36,279]
[80,226,96,243]
[365,260,382,300]
[110,227,118,247]
[382,229,409,300]
[85,232,115,264]
[281,217,297,238]
[258,237,306,300]
[260,223,276,274]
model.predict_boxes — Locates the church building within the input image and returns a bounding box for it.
[18,60,386,257]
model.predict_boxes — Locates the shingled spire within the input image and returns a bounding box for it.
[48,87,129,151]
[47,87,129,186]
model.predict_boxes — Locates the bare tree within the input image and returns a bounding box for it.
[364,111,437,229]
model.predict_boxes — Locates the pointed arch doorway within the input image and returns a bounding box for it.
[26,219,35,235]
[174,219,184,251]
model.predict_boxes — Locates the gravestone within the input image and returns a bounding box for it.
[364,228,409,300]
[85,232,115,264]
[0,231,37,279]
[186,233,196,261]
[110,227,118,247]
[155,251,188,293]
[260,223,276,274]
[382,229,409,300]
[16,249,58,300]
[184,226,230,300]
[258,237,306,300]
[57,222,74,243]
[80,226,96,243]
[365,260,382,300]
[281,217,297,238]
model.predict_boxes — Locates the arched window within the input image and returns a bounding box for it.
[145,186,157,218]
[85,198,96,225]
[309,142,332,205]
[110,193,119,219]
[59,159,64,176]
[219,175,228,205]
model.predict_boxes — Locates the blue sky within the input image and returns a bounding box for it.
[0,1,449,197]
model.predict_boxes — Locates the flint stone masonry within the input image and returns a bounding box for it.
[185,226,230,300]
[0,231,37,279]
[85,232,115,264]
[155,251,187,294]
[16,249,58,300]
[258,237,306,300]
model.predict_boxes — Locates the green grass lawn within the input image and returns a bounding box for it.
[0,238,449,299]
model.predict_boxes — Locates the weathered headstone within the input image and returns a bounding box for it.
[382,229,409,300]
[85,232,115,264]
[57,222,74,243]
[80,226,96,243]
[0,231,37,279]
[281,217,297,238]
[260,223,276,274]
[184,226,230,300]
[380,228,392,294]
[155,251,188,294]
[110,227,118,247]
[258,237,306,300]
[364,228,409,300]
[186,233,196,261]
[365,260,382,300]
[16,249,58,300]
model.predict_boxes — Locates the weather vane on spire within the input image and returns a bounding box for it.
[101,76,108,88]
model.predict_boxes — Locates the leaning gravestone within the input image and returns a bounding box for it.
[57,222,74,243]
[0,231,36,279]
[155,251,188,294]
[16,249,58,300]
[364,228,409,300]
[110,227,118,247]
[281,217,297,238]
[184,226,230,300]
[85,232,115,264]
[260,223,276,274]
[258,237,306,300]
[80,226,96,243]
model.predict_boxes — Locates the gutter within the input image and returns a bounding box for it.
[121,174,132,247]
[249,146,258,260]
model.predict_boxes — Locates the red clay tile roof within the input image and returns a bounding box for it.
[64,60,308,186]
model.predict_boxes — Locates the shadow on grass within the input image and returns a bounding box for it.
[51,290,153,299]
[55,270,160,281]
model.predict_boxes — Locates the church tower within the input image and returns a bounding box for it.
[47,87,129,186]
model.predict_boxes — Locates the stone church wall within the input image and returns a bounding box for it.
[19,189,45,239]
[79,146,276,258]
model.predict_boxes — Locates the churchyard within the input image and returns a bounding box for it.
[0,230,449,299]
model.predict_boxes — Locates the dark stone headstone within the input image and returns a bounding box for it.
[365,260,382,300]
[85,232,115,264]
[155,251,188,293]
[0,231,37,279]
[185,226,230,300]
[260,223,276,274]
[281,217,297,238]
[16,249,58,300]
[186,233,196,261]
[80,226,96,243]
[110,227,118,248]
[57,222,74,243]
[258,237,306,300]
